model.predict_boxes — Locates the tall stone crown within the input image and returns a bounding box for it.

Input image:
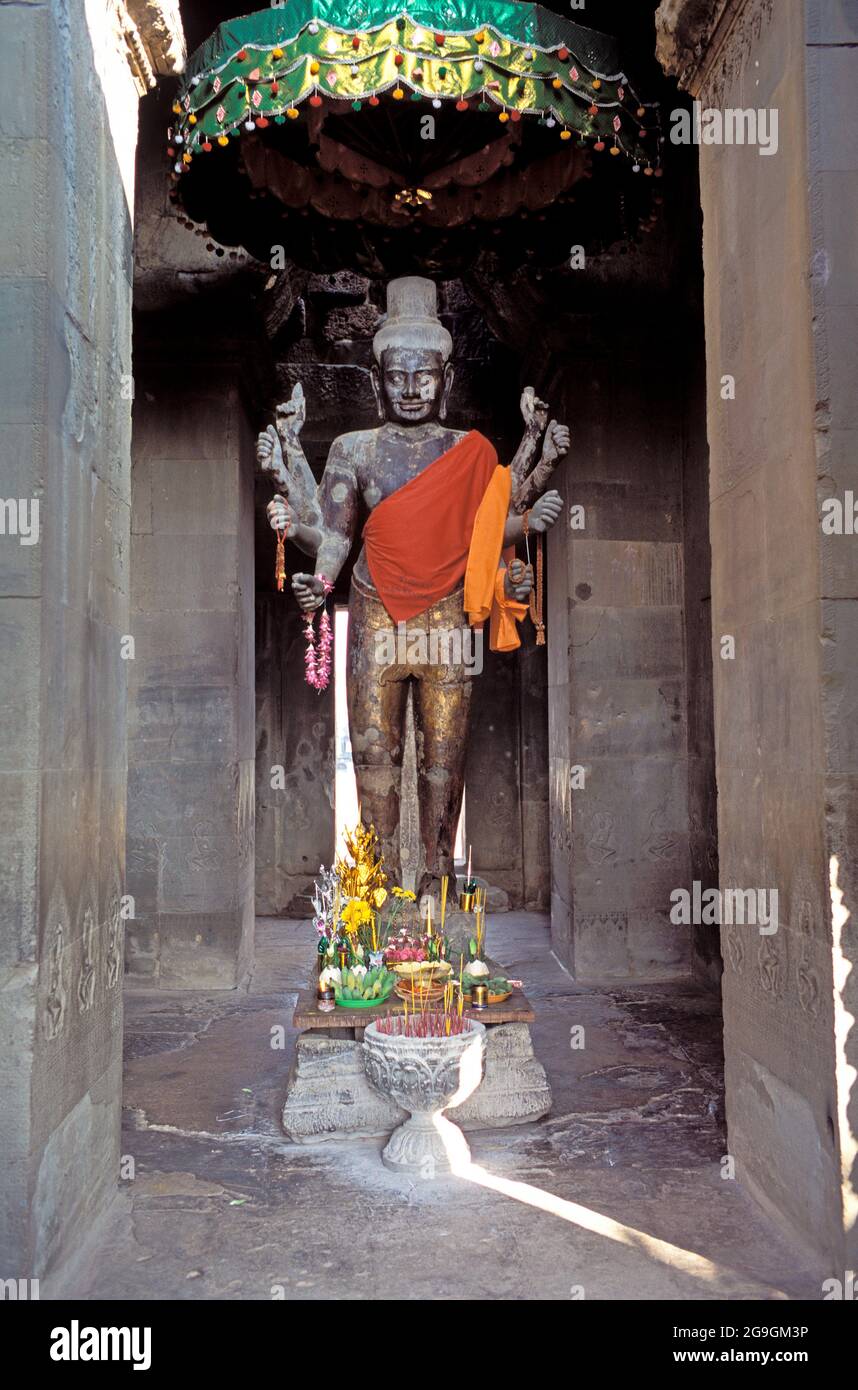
[372,276,453,364]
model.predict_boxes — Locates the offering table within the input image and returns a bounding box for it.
[283,967,552,1144]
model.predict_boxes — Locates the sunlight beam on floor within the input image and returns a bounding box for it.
[437,1094,789,1297]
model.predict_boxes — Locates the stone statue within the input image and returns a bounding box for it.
[259,278,567,898]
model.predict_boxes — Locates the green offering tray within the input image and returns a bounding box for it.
[334,992,394,1010]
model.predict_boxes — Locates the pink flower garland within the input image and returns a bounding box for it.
[304,576,334,692]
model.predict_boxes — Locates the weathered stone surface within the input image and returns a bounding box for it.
[127,365,256,988]
[454,1023,551,1127]
[255,593,334,917]
[322,304,382,343]
[283,1033,406,1142]
[544,297,712,986]
[126,0,185,80]
[283,1019,550,1142]
[307,271,369,303]
[0,0,182,1281]
[654,0,733,92]
[654,0,858,1271]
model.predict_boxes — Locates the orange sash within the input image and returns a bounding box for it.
[362,430,526,650]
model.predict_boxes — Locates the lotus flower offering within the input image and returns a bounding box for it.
[330,963,397,1008]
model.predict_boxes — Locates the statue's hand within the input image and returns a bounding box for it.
[278,383,306,446]
[292,572,327,612]
[257,424,285,477]
[267,494,296,537]
[529,489,563,534]
[520,387,550,436]
[505,566,534,602]
[540,421,570,467]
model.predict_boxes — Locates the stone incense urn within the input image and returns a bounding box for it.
[362,1019,487,1176]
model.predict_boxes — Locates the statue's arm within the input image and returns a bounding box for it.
[277,434,323,555]
[514,435,567,513]
[265,486,322,559]
[276,508,322,558]
[508,387,548,508]
[314,439,359,581]
[260,385,322,557]
[500,412,569,593]
[290,438,359,611]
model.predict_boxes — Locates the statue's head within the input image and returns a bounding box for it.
[371,277,454,425]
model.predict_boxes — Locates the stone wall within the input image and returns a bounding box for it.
[0,0,183,1279]
[657,0,858,1269]
[808,0,858,1269]
[546,328,707,981]
[127,359,256,987]
[255,589,335,916]
[683,321,721,988]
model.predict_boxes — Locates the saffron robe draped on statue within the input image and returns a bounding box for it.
[362,430,528,651]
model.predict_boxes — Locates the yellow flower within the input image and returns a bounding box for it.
[341,898,372,934]
[391,887,416,900]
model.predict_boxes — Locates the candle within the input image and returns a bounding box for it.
[467,844,472,883]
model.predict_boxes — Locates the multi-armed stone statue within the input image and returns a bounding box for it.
[260,277,567,898]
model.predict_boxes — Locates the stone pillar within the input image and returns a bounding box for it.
[466,645,525,906]
[519,638,551,910]
[255,589,334,916]
[548,340,696,981]
[464,635,551,911]
[0,0,183,1278]
[657,0,858,1269]
[683,340,721,987]
[127,363,255,989]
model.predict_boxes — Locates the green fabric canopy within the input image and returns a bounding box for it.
[186,2,628,82]
[170,1,659,170]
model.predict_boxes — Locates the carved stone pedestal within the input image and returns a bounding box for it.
[282,1022,551,1143]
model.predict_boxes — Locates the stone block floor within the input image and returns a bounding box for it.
[66,914,825,1300]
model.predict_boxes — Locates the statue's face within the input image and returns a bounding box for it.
[372,348,453,425]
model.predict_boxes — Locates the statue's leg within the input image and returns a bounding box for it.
[346,580,409,882]
[411,590,475,900]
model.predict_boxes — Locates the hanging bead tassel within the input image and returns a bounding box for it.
[275,528,287,592]
[530,532,546,645]
[273,495,291,592]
